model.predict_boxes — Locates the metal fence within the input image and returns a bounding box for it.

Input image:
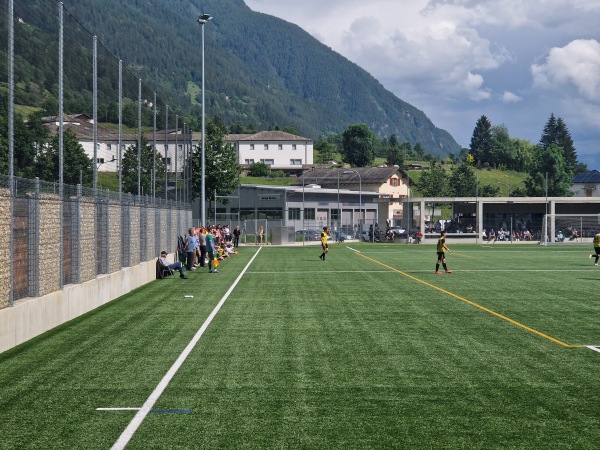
[0,174,191,310]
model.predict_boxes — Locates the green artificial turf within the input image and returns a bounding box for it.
[1,243,599,449]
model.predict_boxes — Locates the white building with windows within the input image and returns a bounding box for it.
[226,131,313,170]
[43,116,314,174]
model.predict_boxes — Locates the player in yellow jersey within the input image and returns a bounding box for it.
[319,227,330,260]
[435,230,452,274]
[589,232,600,266]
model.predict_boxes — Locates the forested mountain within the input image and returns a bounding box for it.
[10,0,461,156]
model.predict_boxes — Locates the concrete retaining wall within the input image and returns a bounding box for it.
[0,258,156,354]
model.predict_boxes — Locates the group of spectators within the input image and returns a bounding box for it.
[184,225,242,274]
[158,224,242,279]
[482,228,536,242]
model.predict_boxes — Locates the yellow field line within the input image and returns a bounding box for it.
[356,252,584,349]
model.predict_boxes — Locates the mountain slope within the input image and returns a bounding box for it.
[30,0,462,156]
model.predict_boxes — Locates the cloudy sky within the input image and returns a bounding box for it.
[245,0,600,169]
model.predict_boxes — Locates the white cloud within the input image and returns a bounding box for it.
[532,39,600,102]
[501,91,522,103]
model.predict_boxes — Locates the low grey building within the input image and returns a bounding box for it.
[194,184,381,240]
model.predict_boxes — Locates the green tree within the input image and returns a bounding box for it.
[479,184,501,197]
[470,115,492,165]
[191,116,241,211]
[524,144,573,197]
[416,160,447,197]
[36,129,94,186]
[489,124,515,168]
[413,142,425,159]
[510,138,535,173]
[385,134,404,167]
[121,136,165,195]
[314,136,336,164]
[448,162,476,196]
[248,162,269,177]
[341,124,375,167]
[540,114,583,176]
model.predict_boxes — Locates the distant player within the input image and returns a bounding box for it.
[319,227,330,260]
[589,231,600,266]
[435,230,452,274]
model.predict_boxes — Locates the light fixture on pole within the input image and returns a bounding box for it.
[198,13,212,226]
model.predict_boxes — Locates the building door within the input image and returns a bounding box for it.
[317,209,329,227]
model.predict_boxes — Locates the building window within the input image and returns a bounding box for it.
[331,209,340,221]
[390,178,398,186]
[278,144,283,150]
[304,208,315,220]
[288,208,301,220]
[96,158,105,164]
[107,144,112,151]
[250,144,255,150]
[260,159,274,165]
[162,157,171,165]
[290,159,302,165]
[245,159,255,165]
[264,144,269,150]
[292,144,297,150]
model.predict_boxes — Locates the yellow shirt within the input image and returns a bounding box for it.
[321,231,328,245]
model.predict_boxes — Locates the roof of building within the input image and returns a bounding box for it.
[572,170,600,183]
[225,131,311,142]
[295,167,407,187]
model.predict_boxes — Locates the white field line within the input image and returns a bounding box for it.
[110,247,263,450]
[97,408,140,411]
[247,268,598,274]
[586,346,600,354]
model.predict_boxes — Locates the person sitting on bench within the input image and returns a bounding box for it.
[160,251,188,279]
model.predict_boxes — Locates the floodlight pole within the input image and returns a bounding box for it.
[343,169,362,235]
[198,13,213,227]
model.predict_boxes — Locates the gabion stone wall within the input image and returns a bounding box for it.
[145,208,156,260]
[80,199,96,283]
[130,206,141,266]
[38,195,62,296]
[0,189,10,308]
[108,203,121,274]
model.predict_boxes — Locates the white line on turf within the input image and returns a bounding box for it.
[586,346,600,354]
[110,247,263,450]
[346,246,360,253]
[247,268,598,274]
[97,408,141,411]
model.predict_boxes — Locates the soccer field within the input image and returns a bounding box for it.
[1,243,599,449]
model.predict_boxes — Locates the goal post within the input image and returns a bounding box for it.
[541,214,600,245]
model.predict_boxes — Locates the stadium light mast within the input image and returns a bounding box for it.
[343,169,362,232]
[198,13,212,227]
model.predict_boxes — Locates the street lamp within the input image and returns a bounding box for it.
[343,169,362,234]
[337,169,341,231]
[198,13,212,226]
[498,181,511,197]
